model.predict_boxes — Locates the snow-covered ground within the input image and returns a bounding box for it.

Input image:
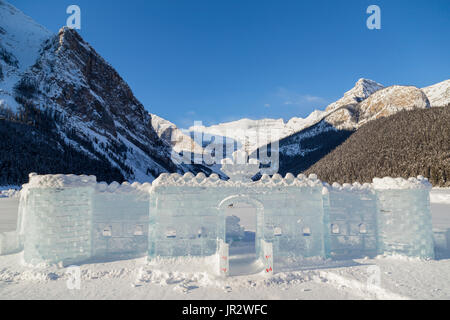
[0,189,449,300]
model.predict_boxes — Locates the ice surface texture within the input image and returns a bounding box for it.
[374,177,434,259]
[9,172,436,267]
[23,186,94,266]
[92,182,150,260]
[149,172,326,261]
[323,183,378,259]
[20,174,151,265]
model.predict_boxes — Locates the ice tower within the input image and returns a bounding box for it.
[22,174,96,266]
[374,177,434,259]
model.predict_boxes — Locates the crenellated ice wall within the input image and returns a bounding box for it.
[17,174,152,266]
[373,176,434,259]
[322,182,378,259]
[149,172,326,261]
[2,172,436,268]
[22,174,96,266]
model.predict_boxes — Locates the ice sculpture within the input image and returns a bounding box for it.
[3,159,436,271]
[148,152,327,272]
[373,176,434,259]
[22,174,96,266]
[92,182,151,260]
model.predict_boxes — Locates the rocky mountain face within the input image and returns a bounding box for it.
[325,85,430,130]
[0,1,200,185]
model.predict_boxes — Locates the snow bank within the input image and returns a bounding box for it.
[430,188,450,204]
[27,173,97,188]
[153,172,323,188]
[372,176,432,190]
[96,181,152,195]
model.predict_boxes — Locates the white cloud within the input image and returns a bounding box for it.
[276,87,326,106]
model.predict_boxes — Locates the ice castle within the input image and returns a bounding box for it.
[0,151,436,275]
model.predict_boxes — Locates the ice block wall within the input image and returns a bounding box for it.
[92,182,151,260]
[323,183,378,259]
[374,177,434,259]
[149,173,221,258]
[149,172,326,261]
[260,174,325,260]
[10,171,436,267]
[23,174,96,266]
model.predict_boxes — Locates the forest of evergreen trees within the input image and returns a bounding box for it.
[0,107,125,186]
[306,106,450,187]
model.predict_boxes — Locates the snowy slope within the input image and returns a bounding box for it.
[150,113,203,154]
[325,85,430,129]
[192,78,436,177]
[0,0,52,111]
[0,1,202,184]
[189,112,325,154]
[190,79,382,155]
[423,79,450,108]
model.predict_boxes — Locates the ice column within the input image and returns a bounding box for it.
[374,177,434,259]
[23,175,96,266]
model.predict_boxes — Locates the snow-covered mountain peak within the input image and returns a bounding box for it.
[325,85,430,130]
[188,113,327,154]
[325,78,384,112]
[422,79,450,108]
[0,1,199,183]
[0,0,51,72]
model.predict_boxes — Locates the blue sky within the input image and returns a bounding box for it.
[12,0,450,128]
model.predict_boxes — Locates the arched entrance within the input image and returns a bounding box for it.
[218,195,265,276]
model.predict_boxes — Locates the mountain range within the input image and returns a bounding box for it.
[0,0,216,185]
[0,0,449,186]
